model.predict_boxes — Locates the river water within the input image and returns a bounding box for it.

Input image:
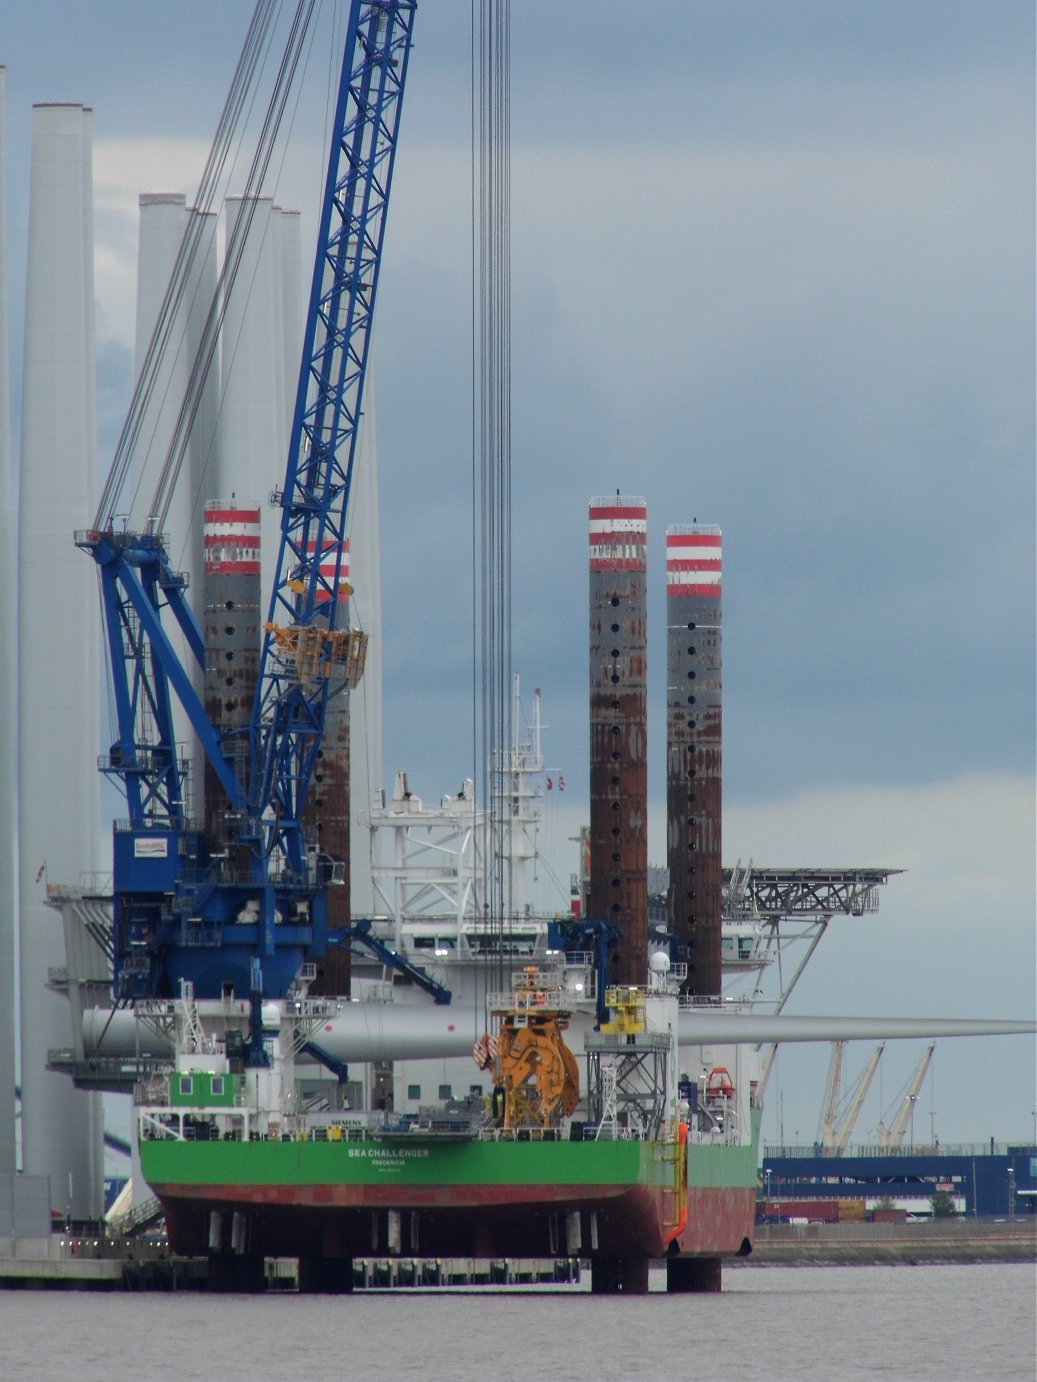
[1,1263,1033,1380]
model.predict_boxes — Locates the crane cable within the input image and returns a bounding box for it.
[94,0,322,540]
[471,0,511,998]
[147,0,320,538]
[94,0,282,530]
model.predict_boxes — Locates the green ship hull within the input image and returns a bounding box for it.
[141,1127,758,1262]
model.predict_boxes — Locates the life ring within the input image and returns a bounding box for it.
[706,1066,734,1098]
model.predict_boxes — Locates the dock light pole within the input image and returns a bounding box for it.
[765,1169,772,1239]
[1008,1166,1016,1221]
[908,1094,918,1151]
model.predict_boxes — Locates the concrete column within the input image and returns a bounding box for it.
[18,102,103,1218]
[346,369,383,917]
[0,64,17,1177]
[217,196,280,604]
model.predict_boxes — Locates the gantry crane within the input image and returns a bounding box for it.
[78,0,416,1001]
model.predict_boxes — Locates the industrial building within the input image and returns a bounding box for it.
[760,1143,1037,1220]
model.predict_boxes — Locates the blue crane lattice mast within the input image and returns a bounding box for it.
[78,0,416,1001]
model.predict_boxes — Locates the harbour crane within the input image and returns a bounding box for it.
[818,1042,884,1154]
[818,1040,845,1149]
[876,1043,935,1150]
[78,0,416,1001]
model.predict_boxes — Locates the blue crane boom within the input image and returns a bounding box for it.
[78,0,416,1001]
[251,0,413,875]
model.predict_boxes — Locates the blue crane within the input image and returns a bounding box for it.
[78,0,416,1001]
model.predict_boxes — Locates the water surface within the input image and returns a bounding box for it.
[1,1262,1033,1380]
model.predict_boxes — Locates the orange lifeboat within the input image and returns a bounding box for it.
[706,1066,735,1098]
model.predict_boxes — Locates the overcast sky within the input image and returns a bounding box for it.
[3,1,1034,1147]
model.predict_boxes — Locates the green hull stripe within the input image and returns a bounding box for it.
[141,1137,756,1192]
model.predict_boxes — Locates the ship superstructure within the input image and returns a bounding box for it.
[343,690,897,1123]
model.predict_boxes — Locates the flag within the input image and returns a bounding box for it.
[559,776,566,791]
[546,777,553,790]
[35,862,46,883]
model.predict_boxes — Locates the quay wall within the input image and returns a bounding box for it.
[738,1218,1037,1267]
